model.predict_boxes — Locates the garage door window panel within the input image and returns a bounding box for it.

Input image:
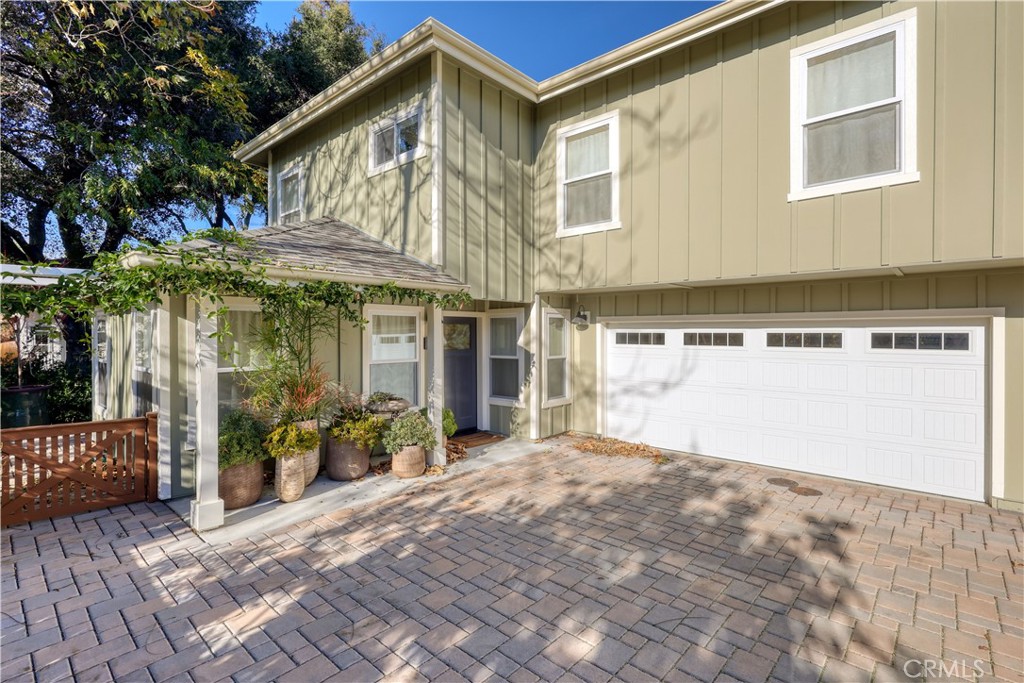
[767,331,844,349]
[871,330,972,352]
[683,331,744,347]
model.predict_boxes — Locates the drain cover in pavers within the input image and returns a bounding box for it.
[767,477,799,487]
[789,486,822,496]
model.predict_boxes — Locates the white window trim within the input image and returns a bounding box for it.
[542,308,572,408]
[486,310,526,408]
[788,9,918,202]
[362,304,425,406]
[556,110,621,238]
[368,103,426,177]
[216,302,262,376]
[93,313,108,416]
[277,162,304,223]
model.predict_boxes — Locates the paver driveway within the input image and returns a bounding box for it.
[2,440,1022,682]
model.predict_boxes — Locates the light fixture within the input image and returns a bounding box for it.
[571,305,590,326]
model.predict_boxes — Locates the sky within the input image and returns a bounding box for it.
[254,1,720,81]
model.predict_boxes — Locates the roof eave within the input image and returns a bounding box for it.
[124,253,468,294]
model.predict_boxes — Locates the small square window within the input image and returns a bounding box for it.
[640,332,652,345]
[627,332,639,345]
[616,333,627,345]
[943,333,969,351]
[684,333,697,346]
[822,333,843,349]
[698,333,712,346]
[767,333,783,348]
[871,332,893,349]
[895,333,917,349]
[728,333,744,347]
[652,333,665,346]
[370,107,423,173]
[712,333,728,347]
[918,333,942,350]
[784,333,802,348]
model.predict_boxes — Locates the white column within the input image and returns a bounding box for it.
[190,299,224,531]
[425,304,446,466]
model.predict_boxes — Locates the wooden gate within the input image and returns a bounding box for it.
[1,412,158,527]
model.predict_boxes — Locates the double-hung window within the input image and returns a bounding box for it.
[556,111,620,237]
[366,309,421,404]
[489,314,522,402]
[789,10,917,200]
[543,310,571,407]
[369,105,423,174]
[217,308,262,421]
[277,163,303,224]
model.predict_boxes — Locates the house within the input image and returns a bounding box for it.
[99,0,1023,530]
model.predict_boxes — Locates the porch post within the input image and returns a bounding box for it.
[190,300,224,531]
[426,304,446,466]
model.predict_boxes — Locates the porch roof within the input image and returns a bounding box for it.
[156,217,466,293]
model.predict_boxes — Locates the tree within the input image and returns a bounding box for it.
[1,0,382,265]
[0,0,259,266]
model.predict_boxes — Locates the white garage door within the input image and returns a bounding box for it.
[605,324,986,501]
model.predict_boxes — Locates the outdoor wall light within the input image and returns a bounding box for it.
[571,305,591,326]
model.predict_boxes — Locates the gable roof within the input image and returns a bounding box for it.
[235,0,782,166]
[141,217,465,292]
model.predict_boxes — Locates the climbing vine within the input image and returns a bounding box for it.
[0,228,472,334]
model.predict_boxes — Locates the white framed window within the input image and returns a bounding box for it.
[789,9,918,201]
[368,104,424,175]
[217,306,262,421]
[556,111,621,238]
[364,305,422,404]
[93,315,108,413]
[133,309,155,415]
[488,312,524,404]
[277,163,303,224]
[542,310,571,407]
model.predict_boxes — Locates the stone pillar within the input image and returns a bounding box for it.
[189,299,224,531]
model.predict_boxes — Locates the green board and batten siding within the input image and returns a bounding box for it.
[441,55,535,303]
[268,59,435,265]
[534,1,1023,289]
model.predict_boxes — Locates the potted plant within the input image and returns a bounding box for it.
[367,391,411,417]
[327,402,386,481]
[246,359,336,486]
[218,410,268,509]
[382,411,437,479]
[264,421,321,502]
[419,406,458,446]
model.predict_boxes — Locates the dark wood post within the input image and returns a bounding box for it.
[146,411,158,502]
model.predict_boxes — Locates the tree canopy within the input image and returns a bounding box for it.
[1,0,380,267]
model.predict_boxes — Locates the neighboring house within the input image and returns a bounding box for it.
[0,265,83,367]
[100,0,1023,529]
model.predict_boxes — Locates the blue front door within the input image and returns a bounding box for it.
[443,318,478,433]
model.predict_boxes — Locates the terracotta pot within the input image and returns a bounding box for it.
[295,419,320,485]
[219,461,264,510]
[275,455,306,503]
[391,445,425,479]
[326,437,370,481]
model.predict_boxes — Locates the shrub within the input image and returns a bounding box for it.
[329,412,386,450]
[218,410,269,470]
[382,411,437,454]
[442,407,457,438]
[245,360,336,423]
[1,357,92,423]
[264,422,321,459]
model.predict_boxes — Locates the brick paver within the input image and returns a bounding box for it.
[2,440,1022,682]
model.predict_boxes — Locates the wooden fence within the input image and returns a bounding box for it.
[1,412,157,527]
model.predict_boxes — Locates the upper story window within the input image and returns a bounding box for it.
[278,163,303,224]
[556,111,620,238]
[789,10,918,201]
[369,105,423,175]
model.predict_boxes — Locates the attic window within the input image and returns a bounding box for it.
[278,164,303,224]
[369,105,423,174]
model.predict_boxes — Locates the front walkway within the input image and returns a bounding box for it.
[2,441,1022,682]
